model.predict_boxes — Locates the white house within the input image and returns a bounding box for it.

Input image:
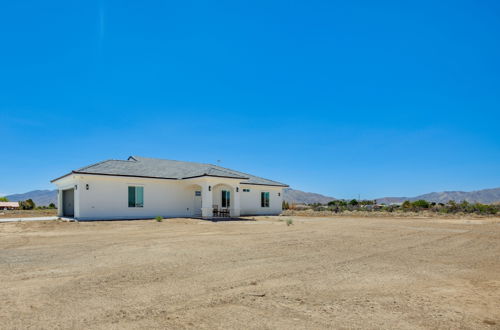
[51,156,287,220]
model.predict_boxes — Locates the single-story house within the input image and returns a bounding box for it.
[51,156,288,220]
[0,202,20,210]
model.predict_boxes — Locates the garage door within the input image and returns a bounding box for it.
[63,189,74,217]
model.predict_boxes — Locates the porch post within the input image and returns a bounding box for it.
[74,183,80,220]
[57,189,63,217]
[231,186,241,217]
[201,182,213,218]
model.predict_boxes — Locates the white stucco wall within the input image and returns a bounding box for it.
[53,174,284,220]
[239,185,283,216]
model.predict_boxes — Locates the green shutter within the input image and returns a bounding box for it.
[128,187,135,207]
[261,192,270,207]
[136,187,144,207]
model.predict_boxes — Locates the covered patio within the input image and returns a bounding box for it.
[183,176,241,219]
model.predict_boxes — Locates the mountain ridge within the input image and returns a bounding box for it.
[5,190,58,206]
[376,187,500,205]
[283,188,335,204]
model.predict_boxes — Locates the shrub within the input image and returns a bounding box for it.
[401,201,411,210]
[349,199,359,206]
[0,197,8,202]
[19,199,36,210]
[155,216,163,222]
[286,218,293,226]
[412,200,430,209]
[48,203,56,209]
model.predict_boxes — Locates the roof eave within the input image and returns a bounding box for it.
[71,171,179,180]
[241,182,289,187]
[182,174,250,180]
[50,171,75,183]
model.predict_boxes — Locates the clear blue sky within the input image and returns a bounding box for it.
[1,0,499,199]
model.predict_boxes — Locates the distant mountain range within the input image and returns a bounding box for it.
[284,187,500,205]
[376,187,500,205]
[5,190,57,206]
[3,187,500,207]
[283,188,335,204]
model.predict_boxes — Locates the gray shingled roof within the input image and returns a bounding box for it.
[67,156,287,187]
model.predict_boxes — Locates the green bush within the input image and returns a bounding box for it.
[19,199,36,210]
[286,218,293,226]
[155,216,163,222]
[412,200,430,209]
[402,200,411,210]
[349,199,359,206]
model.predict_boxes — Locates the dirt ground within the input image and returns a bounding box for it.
[1,216,499,329]
[0,209,57,219]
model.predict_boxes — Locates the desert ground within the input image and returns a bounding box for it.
[1,216,499,329]
[0,209,57,219]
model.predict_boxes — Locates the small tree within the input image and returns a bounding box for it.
[48,203,56,209]
[19,199,36,210]
[402,200,412,210]
[349,199,359,206]
[412,200,430,209]
[0,197,9,202]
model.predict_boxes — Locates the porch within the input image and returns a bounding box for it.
[184,177,241,219]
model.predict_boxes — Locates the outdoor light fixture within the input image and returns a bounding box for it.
[86,184,89,190]
[74,185,78,190]
[236,187,239,192]
[208,186,211,191]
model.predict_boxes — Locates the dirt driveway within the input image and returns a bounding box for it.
[1,216,499,329]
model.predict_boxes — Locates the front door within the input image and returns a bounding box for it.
[221,190,230,208]
[193,190,202,216]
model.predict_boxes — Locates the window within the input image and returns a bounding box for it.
[243,189,250,192]
[261,192,270,207]
[195,191,201,196]
[221,190,230,208]
[128,186,144,207]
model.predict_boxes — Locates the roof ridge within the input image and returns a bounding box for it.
[76,159,114,172]
[132,155,207,165]
[209,164,283,184]
[76,158,136,172]
[207,166,245,176]
[205,166,248,178]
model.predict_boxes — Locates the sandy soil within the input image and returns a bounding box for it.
[1,216,499,329]
[0,209,57,219]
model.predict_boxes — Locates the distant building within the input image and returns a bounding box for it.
[0,202,20,210]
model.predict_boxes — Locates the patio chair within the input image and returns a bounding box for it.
[213,205,219,217]
[220,208,230,217]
